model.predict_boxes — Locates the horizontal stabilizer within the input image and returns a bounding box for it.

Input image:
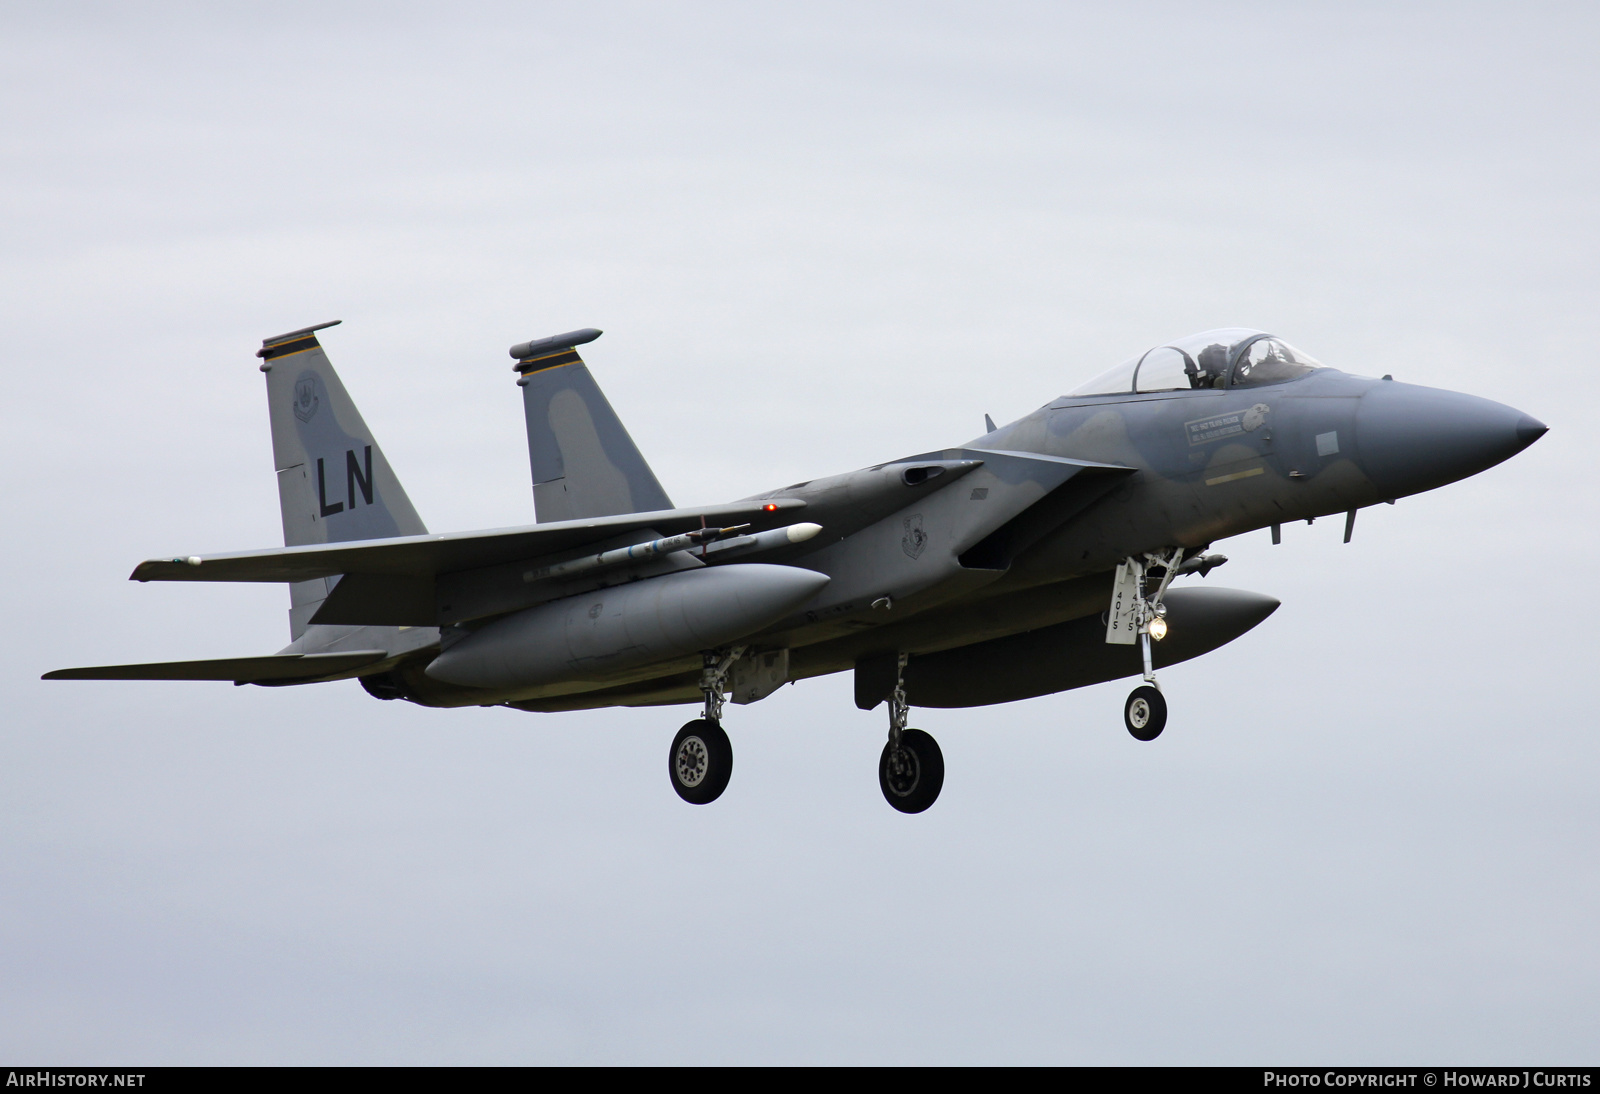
[130,498,806,584]
[42,650,388,684]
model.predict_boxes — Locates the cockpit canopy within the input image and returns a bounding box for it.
[1066,328,1325,397]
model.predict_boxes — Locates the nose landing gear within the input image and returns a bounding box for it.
[878,654,945,813]
[1109,549,1183,742]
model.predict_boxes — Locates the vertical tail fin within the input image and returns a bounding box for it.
[257,321,427,637]
[511,329,674,523]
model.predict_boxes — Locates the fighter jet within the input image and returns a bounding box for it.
[46,323,1547,812]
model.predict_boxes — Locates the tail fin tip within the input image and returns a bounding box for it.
[510,328,603,373]
[257,320,343,367]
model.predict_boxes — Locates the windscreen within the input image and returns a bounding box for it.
[1231,338,1323,387]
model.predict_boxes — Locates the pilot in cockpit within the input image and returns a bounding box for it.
[1193,342,1230,388]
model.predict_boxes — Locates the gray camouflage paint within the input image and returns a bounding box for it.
[48,327,1545,715]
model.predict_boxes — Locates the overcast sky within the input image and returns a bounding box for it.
[2,1,1595,1064]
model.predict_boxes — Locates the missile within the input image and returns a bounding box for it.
[521,522,822,585]
[427,563,830,691]
[701,521,823,560]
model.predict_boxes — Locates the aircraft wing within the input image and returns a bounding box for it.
[42,650,390,684]
[130,498,807,584]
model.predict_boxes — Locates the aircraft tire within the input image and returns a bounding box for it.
[670,719,733,804]
[879,728,945,814]
[1124,685,1167,741]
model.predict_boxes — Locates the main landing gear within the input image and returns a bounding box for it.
[668,647,743,805]
[879,654,944,814]
[669,647,946,813]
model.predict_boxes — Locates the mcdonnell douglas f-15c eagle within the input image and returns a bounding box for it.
[47,323,1546,812]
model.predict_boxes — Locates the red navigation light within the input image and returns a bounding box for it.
[763,503,778,512]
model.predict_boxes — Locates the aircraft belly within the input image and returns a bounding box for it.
[480,575,1119,712]
[785,572,1115,679]
[490,576,1279,713]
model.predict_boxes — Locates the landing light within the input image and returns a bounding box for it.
[1147,617,1168,641]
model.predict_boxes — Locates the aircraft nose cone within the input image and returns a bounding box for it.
[1517,413,1549,447]
[1356,381,1547,500]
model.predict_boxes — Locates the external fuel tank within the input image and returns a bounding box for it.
[425,563,829,690]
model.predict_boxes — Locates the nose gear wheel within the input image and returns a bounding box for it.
[1124,685,1167,741]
